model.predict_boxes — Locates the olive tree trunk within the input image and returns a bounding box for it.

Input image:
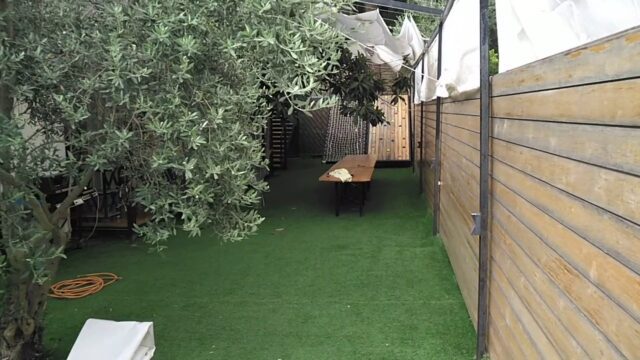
[0,276,49,360]
[0,220,69,359]
[0,239,67,360]
[0,1,60,358]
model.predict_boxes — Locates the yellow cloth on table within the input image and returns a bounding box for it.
[329,168,352,182]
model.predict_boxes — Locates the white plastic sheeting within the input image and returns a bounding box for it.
[434,0,479,99]
[415,0,479,101]
[67,319,155,360]
[335,10,424,71]
[413,57,423,102]
[496,0,640,72]
[417,35,439,102]
[411,0,640,100]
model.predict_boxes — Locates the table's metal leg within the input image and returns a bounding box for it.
[360,183,365,216]
[335,182,341,216]
[362,182,368,203]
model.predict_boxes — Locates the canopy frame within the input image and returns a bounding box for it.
[356,0,444,16]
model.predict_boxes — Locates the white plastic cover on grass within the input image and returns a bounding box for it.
[495,0,640,72]
[335,10,424,71]
[67,319,155,360]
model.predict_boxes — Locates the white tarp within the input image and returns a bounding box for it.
[400,16,425,62]
[335,10,424,72]
[414,58,423,103]
[496,0,640,72]
[421,35,439,102]
[67,319,155,360]
[435,0,480,99]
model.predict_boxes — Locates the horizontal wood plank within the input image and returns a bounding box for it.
[493,139,640,224]
[491,217,624,359]
[493,117,640,175]
[491,263,558,359]
[493,183,640,359]
[493,168,640,324]
[442,123,480,150]
[443,132,480,167]
[488,318,515,360]
[492,78,640,126]
[442,99,480,116]
[443,113,480,133]
[493,160,640,275]
[491,241,587,358]
[493,26,640,96]
[442,142,480,195]
[439,192,478,326]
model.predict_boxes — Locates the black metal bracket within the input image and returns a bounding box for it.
[470,212,482,236]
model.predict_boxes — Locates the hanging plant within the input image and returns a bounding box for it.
[324,48,387,126]
[390,66,413,105]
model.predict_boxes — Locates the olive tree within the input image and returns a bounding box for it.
[0,0,349,357]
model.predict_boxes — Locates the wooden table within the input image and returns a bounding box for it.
[319,155,377,216]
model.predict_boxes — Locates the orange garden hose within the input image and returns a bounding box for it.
[49,273,121,299]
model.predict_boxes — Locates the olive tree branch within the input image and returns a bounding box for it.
[51,167,94,222]
[0,166,54,231]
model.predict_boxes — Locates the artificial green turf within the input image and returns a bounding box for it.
[44,158,475,359]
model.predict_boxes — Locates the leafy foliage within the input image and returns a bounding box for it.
[489,49,499,76]
[407,0,447,37]
[1,0,350,250]
[0,0,351,356]
[325,49,386,126]
[390,68,413,105]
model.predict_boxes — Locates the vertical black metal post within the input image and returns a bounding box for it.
[433,22,444,236]
[364,120,370,153]
[409,91,415,173]
[282,117,288,170]
[477,0,491,358]
[101,171,108,218]
[419,59,425,194]
[267,117,273,175]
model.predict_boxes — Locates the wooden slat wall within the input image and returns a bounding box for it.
[424,103,437,205]
[368,96,410,161]
[411,26,640,359]
[436,97,480,328]
[488,26,640,359]
[412,96,478,317]
[412,102,420,173]
[411,100,437,207]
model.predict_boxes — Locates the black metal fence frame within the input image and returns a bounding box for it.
[405,0,491,358]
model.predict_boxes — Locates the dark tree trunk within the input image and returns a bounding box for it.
[0,277,48,360]
[0,227,67,360]
[0,1,68,358]
[0,0,13,121]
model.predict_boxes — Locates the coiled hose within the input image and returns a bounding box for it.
[49,272,120,299]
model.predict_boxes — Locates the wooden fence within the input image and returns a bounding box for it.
[368,95,410,161]
[412,26,640,359]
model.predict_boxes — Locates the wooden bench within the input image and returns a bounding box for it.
[319,155,377,216]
